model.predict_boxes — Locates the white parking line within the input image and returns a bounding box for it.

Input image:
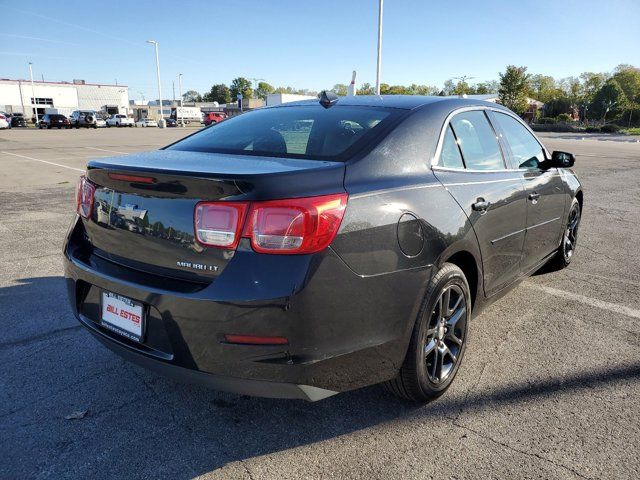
[85,147,128,155]
[524,282,640,320]
[0,151,84,173]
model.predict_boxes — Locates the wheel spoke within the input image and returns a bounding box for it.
[430,349,439,379]
[441,288,451,317]
[435,346,445,379]
[446,306,466,329]
[446,331,463,346]
[424,339,437,356]
[440,343,457,364]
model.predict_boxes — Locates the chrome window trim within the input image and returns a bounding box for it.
[430,106,550,171]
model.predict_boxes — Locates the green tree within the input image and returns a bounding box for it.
[230,77,253,100]
[182,90,202,103]
[590,79,629,121]
[579,72,609,104]
[498,65,531,114]
[475,80,499,94]
[451,81,471,95]
[331,84,348,96]
[203,84,231,104]
[407,84,439,95]
[560,76,582,105]
[442,79,456,95]
[274,86,294,94]
[358,83,375,95]
[529,74,560,103]
[612,64,640,105]
[255,81,275,100]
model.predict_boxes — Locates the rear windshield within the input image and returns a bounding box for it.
[168,105,401,160]
[50,115,65,119]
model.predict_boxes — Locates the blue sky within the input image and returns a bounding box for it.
[1,0,638,101]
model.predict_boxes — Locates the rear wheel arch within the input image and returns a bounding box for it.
[575,189,583,211]
[441,250,480,310]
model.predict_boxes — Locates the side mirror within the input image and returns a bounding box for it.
[549,151,575,168]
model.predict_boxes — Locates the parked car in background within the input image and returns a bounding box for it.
[107,114,134,128]
[135,118,158,128]
[38,114,71,129]
[165,118,177,127]
[203,112,227,126]
[63,95,582,402]
[70,110,99,128]
[0,113,9,129]
[10,113,27,128]
[95,117,107,128]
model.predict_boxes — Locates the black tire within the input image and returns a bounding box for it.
[547,198,581,271]
[384,263,471,402]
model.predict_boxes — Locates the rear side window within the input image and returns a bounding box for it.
[168,105,398,161]
[492,112,544,169]
[450,111,505,170]
[437,125,465,168]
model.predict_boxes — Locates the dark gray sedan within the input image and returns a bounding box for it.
[63,95,582,401]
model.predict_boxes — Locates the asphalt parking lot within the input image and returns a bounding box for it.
[1,127,639,479]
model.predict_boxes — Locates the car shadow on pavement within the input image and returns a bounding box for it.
[2,276,640,478]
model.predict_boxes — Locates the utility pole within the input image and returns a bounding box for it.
[250,78,265,98]
[178,73,184,127]
[28,62,38,124]
[375,0,383,95]
[146,40,165,128]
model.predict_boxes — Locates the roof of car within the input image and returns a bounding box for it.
[275,95,506,111]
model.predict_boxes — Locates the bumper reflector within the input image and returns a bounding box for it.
[224,334,289,346]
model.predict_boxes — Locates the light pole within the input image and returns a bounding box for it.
[146,40,165,128]
[28,62,38,124]
[178,73,184,127]
[375,0,383,95]
[250,78,265,98]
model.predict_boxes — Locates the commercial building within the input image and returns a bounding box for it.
[266,93,316,106]
[0,78,130,119]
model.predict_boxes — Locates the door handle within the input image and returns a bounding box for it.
[528,192,541,202]
[472,198,491,213]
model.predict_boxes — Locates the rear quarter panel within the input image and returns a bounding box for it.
[331,104,483,352]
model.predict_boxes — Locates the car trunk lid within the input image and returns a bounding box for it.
[83,150,345,283]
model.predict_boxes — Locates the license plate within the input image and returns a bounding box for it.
[101,291,144,342]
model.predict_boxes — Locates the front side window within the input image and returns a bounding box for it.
[493,112,545,169]
[450,111,505,170]
[168,105,399,161]
[437,125,465,168]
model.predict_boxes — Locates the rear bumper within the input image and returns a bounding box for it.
[63,216,430,400]
[84,320,334,401]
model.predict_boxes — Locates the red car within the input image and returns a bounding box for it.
[203,112,227,126]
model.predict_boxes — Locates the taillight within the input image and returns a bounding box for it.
[76,175,95,219]
[193,194,348,254]
[194,202,248,249]
[244,193,347,254]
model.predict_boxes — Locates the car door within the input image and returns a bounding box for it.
[432,109,527,297]
[489,111,567,273]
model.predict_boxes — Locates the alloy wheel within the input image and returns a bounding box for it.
[424,284,467,384]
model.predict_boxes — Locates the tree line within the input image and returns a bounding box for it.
[183,64,640,126]
[497,64,640,125]
[182,78,316,105]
